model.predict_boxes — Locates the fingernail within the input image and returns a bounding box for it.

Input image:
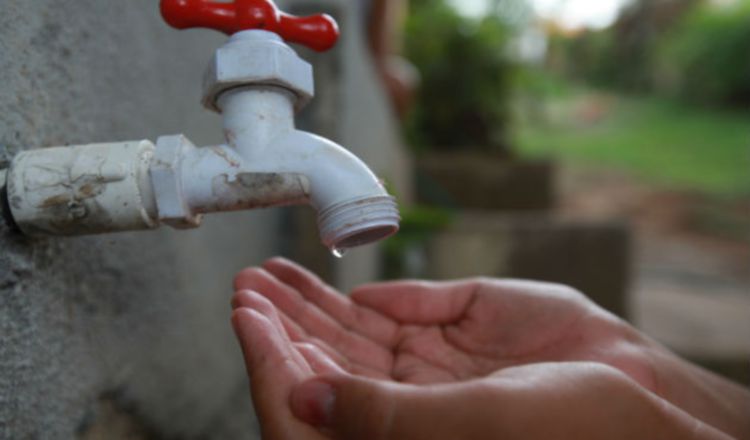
[290,379,335,428]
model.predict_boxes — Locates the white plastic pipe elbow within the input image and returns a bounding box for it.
[264,130,399,250]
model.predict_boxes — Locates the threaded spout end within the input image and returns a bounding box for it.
[318,195,400,250]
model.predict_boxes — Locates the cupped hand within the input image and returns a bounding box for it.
[234,257,656,389]
[232,257,748,439]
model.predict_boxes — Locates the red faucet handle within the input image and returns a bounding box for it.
[160,0,339,52]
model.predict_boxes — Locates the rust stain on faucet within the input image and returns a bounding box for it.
[205,172,309,213]
[210,146,240,168]
[40,194,70,208]
[223,128,238,148]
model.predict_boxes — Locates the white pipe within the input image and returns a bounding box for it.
[214,87,398,250]
[219,85,295,160]
[179,142,311,214]
[218,87,387,209]
[6,141,158,235]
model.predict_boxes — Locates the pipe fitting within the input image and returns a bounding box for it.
[150,134,203,229]
[6,141,157,235]
[318,195,399,251]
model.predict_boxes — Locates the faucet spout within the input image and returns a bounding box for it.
[213,86,399,250]
[265,130,400,250]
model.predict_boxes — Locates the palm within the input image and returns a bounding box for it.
[234,258,653,390]
[361,284,590,384]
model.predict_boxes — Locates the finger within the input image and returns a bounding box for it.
[234,290,390,379]
[296,326,398,379]
[304,337,392,380]
[231,291,312,375]
[234,289,308,342]
[351,280,480,325]
[235,267,393,374]
[295,342,348,375]
[231,308,321,440]
[263,257,399,347]
[290,374,492,440]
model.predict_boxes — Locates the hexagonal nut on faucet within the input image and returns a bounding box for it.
[202,32,315,113]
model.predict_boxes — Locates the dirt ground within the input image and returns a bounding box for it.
[557,165,750,375]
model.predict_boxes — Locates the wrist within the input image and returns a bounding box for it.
[594,310,750,439]
[650,345,750,439]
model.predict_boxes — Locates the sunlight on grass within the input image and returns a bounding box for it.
[514,91,750,197]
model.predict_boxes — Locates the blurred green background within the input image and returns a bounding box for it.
[395,0,749,384]
[405,0,750,197]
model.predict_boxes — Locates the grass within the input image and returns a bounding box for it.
[513,88,750,198]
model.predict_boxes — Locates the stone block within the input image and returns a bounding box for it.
[426,212,631,318]
[416,153,556,211]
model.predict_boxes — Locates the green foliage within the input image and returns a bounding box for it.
[548,0,750,108]
[547,29,623,88]
[657,1,750,106]
[387,205,453,247]
[404,0,515,153]
[515,88,750,197]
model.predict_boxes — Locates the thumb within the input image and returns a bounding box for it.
[289,375,491,440]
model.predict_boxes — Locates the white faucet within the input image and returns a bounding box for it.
[1,5,399,254]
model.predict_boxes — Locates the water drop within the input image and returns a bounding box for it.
[331,247,348,258]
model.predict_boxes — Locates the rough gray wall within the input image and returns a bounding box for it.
[0,1,273,438]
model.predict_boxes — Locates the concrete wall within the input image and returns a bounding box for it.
[0,0,408,438]
[0,1,267,437]
[426,213,631,318]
